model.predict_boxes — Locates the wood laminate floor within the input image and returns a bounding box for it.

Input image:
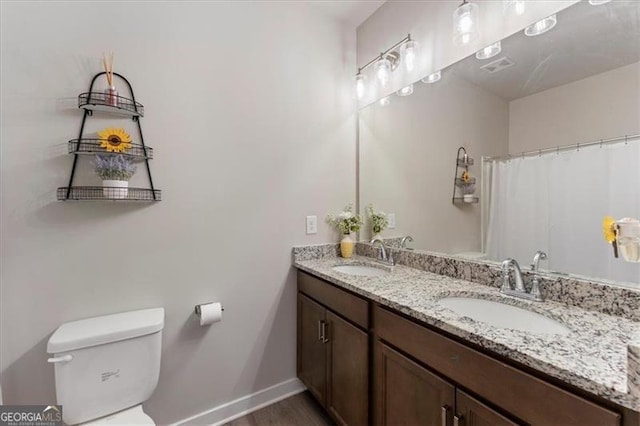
[224,391,335,426]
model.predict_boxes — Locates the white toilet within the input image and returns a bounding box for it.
[47,308,164,425]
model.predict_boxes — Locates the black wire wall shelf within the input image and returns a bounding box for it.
[454,177,476,186]
[57,187,161,201]
[60,72,160,202]
[78,92,144,117]
[68,139,153,160]
[452,147,477,205]
[452,196,479,204]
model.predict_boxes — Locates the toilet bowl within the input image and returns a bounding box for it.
[80,405,153,425]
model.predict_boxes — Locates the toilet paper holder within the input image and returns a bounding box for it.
[195,302,224,316]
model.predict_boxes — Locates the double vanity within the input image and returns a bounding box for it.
[293,243,640,426]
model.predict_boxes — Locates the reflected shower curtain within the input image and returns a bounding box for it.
[485,140,640,285]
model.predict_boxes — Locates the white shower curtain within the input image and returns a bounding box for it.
[485,140,640,285]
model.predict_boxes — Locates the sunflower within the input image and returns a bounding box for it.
[602,216,617,243]
[461,170,471,183]
[97,127,132,153]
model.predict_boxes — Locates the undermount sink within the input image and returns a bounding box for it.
[438,297,571,335]
[332,265,390,277]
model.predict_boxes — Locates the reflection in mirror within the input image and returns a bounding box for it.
[359,0,640,286]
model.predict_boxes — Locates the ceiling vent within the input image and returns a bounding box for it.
[480,56,515,74]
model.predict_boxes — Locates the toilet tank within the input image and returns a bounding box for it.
[47,308,164,425]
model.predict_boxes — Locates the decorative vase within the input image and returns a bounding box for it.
[104,85,118,107]
[340,233,355,258]
[102,179,128,199]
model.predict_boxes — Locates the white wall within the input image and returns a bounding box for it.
[356,0,578,107]
[0,2,355,424]
[509,61,640,153]
[359,74,508,253]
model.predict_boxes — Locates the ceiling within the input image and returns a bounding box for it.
[451,0,640,101]
[309,0,386,28]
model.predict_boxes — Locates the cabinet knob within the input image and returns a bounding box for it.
[441,405,450,426]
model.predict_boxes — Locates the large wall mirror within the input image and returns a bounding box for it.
[359,0,640,286]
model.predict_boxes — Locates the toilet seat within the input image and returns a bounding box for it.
[79,405,154,425]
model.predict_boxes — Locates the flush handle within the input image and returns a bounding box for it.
[47,354,73,364]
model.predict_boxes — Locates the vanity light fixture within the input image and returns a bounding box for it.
[421,70,442,84]
[503,0,525,16]
[374,56,392,88]
[355,72,367,100]
[354,34,414,98]
[453,0,480,46]
[589,0,611,4]
[524,14,557,37]
[399,37,419,73]
[379,96,390,107]
[396,84,414,96]
[476,41,501,60]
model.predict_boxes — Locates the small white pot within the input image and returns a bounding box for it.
[102,180,129,199]
[463,194,475,203]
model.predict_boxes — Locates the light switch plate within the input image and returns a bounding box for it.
[388,213,396,229]
[306,215,317,234]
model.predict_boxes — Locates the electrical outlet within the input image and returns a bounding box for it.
[306,216,317,234]
[388,213,396,229]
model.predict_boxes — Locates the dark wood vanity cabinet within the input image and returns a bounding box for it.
[297,271,369,425]
[297,270,636,426]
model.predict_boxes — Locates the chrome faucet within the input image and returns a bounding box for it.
[500,258,543,301]
[501,258,525,292]
[531,251,547,271]
[371,237,395,266]
[400,235,414,249]
[530,251,548,301]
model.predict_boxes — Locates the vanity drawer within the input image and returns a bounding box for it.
[374,305,621,426]
[298,271,369,329]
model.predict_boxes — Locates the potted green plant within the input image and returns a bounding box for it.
[94,154,137,199]
[327,204,363,258]
[366,204,389,240]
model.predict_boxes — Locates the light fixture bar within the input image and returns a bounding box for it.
[356,34,412,74]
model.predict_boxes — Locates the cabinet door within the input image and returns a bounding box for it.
[374,341,455,426]
[455,390,521,426]
[297,294,327,405]
[326,311,368,426]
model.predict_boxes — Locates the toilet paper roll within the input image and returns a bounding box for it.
[198,302,223,326]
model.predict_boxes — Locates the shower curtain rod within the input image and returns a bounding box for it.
[483,133,640,162]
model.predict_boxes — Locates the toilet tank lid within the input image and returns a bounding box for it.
[47,308,164,353]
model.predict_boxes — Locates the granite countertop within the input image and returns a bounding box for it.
[294,255,640,412]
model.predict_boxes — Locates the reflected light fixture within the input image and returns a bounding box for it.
[421,70,442,84]
[453,0,479,46]
[355,72,367,100]
[589,0,611,4]
[379,96,390,107]
[399,37,419,73]
[476,41,501,60]
[374,55,392,88]
[524,14,557,37]
[396,84,414,96]
[503,0,525,16]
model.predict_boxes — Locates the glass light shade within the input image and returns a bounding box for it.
[476,41,501,60]
[503,0,525,16]
[399,40,419,73]
[421,70,442,84]
[355,74,367,100]
[524,14,557,37]
[379,96,390,107]
[396,84,414,97]
[589,0,611,4]
[374,58,392,88]
[453,1,479,46]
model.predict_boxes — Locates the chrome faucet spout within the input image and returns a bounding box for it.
[501,258,525,292]
[371,237,395,266]
[531,251,548,271]
[400,235,414,249]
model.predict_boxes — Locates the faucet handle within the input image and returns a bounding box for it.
[530,277,544,301]
[388,250,395,266]
[500,268,511,292]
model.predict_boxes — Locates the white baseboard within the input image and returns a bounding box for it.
[171,378,306,426]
